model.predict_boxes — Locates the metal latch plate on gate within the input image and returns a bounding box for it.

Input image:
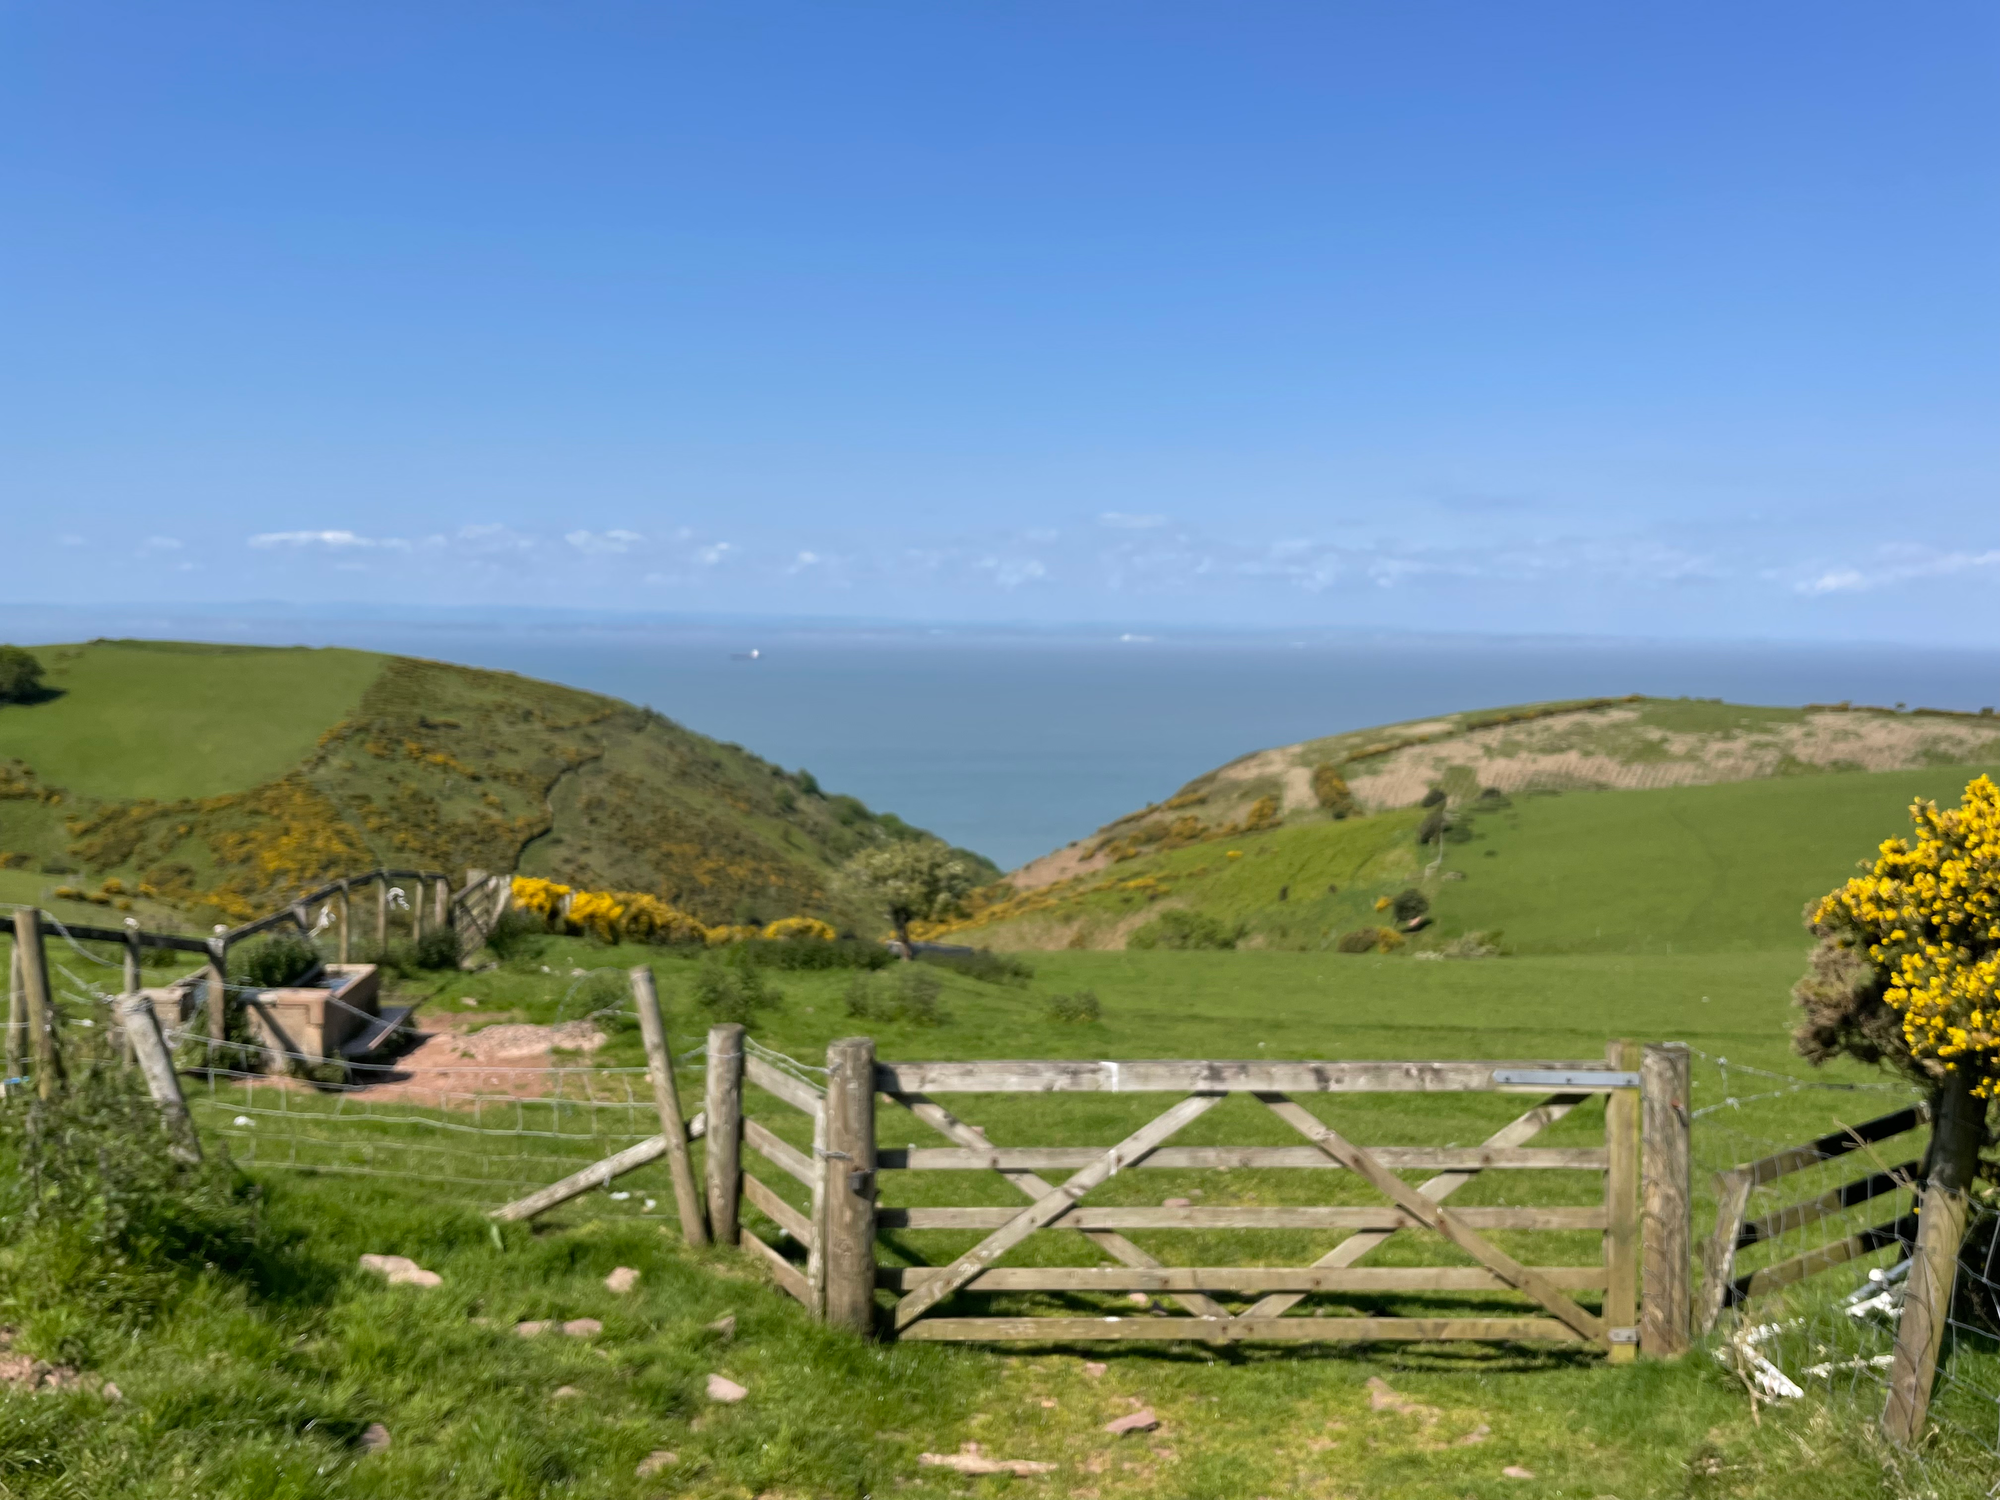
[1491,1069,1640,1090]
[1607,1327,1639,1345]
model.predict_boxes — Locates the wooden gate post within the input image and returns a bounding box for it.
[119,925,143,1067]
[1883,1069,1986,1444]
[11,909,60,1099]
[629,966,709,1246]
[1640,1042,1692,1356]
[705,1023,745,1246]
[204,936,229,1074]
[376,877,388,951]
[337,880,351,964]
[1605,1038,1641,1361]
[6,937,24,1080]
[822,1036,878,1334]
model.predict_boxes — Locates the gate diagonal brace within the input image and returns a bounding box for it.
[1241,1092,1585,1320]
[886,1091,1231,1321]
[1255,1092,1607,1345]
[893,1093,1226,1331]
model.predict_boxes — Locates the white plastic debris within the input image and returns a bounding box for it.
[233,1115,253,1127]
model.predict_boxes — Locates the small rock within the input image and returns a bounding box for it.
[919,1444,1057,1476]
[561,1319,602,1338]
[359,1253,441,1288]
[1125,1292,1151,1306]
[1502,1466,1537,1480]
[605,1266,640,1294]
[360,1423,391,1453]
[1457,1423,1491,1446]
[707,1373,748,1403]
[552,1385,581,1399]
[635,1449,677,1477]
[1039,1397,1057,1409]
[707,1313,737,1338]
[460,996,479,1006]
[1083,1361,1107,1378]
[1161,1197,1191,1208]
[100,1382,122,1402]
[515,1320,553,1337]
[1104,1408,1159,1435]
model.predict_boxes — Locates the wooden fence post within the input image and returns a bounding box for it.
[1640,1042,1692,1356]
[12,909,60,1099]
[706,1022,745,1247]
[204,937,228,1074]
[119,925,143,1067]
[822,1036,879,1334]
[337,880,351,964]
[121,993,201,1161]
[376,877,388,951]
[1604,1038,1640,1361]
[6,937,23,1081]
[434,876,448,929]
[630,966,709,1246]
[1883,1070,1985,1444]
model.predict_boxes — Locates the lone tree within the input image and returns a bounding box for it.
[0,646,44,704]
[1797,774,2000,1431]
[842,839,977,955]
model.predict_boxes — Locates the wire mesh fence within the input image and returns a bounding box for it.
[1686,1045,2000,1467]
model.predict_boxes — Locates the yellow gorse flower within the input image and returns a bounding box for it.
[1812,774,2000,1093]
[509,877,834,948]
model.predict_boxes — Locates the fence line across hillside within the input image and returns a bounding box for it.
[7,899,2000,1468]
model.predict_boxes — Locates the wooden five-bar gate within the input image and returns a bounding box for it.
[661,1029,1697,1356]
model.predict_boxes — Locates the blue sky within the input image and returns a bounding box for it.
[4,2,1995,641]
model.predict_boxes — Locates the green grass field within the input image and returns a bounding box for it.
[0,641,385,801]
[4,723,1997,1496]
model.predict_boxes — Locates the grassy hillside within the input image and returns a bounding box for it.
[0,640,991,928]
[1013,694,2000,893]
[939,760,2000,954]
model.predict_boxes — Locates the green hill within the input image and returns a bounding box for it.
[0,640,991,928]
[945,695,2000,955]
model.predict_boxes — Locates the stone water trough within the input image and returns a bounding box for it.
[244,964,415,1065]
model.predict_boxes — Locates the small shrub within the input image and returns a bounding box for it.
[1419,787,1448,808]
[741,937,891,972]
[0,646,45,704]
[1311,763,1360,818]
[1390,888,1430,925]
[1416,807,1447,844]
[1243,795,1282,830]
[228,933,320,990]
[844,966,945,1026]
[485,906,548,963]
[1335,926,1405,954]
[414,925,460,970]
[1128,909,1241,951]
[690,946,783,1025]
[919,948,1033,986]
[1474,787,1512,809]
[1043,989,1101,1024]
[1438,930,1503,959]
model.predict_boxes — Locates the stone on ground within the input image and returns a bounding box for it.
[919,1443,1056,1476]
[706,1373,748,1403]
[561,1318,602,1338]
[605,1266,640,1293]
[360,1423,391,1453]
[358,1253,441,1288]
[1103,1408,1159,1435]
[635,1450,677,1477]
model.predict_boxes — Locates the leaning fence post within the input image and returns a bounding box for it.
[1604,1038,1640,1361]
[822,1035,879,1335]
[121,993,201,1161]
[706,1022,745,1247]
[630,966,709,1246]
[1883,1069,1985,1444]
[118,924,143,1068]
[12,909,60,1099]
[1640,1042,1692,1356]
[375,876,388,951]
[337,880,352,964]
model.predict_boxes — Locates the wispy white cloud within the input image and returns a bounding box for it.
[977,556,1049,588]
[564,528,643,555]
[1099,512,1167,530]
[141,535,183,552]
[1795,547,2000,595]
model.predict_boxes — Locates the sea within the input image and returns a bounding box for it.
[8,604,2000,872]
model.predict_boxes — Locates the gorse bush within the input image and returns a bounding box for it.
[485,905,549,963]
[1311,763,1360,818]
[1128,909,1241,951]
[689,946,783,1025]
[1390,888,1430,925]
[414,925,460,970]
[1043,989,1102,1024]
[918,948,1033,986]
[843,965,945,1026]
[227,933,320,990]
[0,1062,269,1357]
[0,646,45,704]
[1335,926,1405,954]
